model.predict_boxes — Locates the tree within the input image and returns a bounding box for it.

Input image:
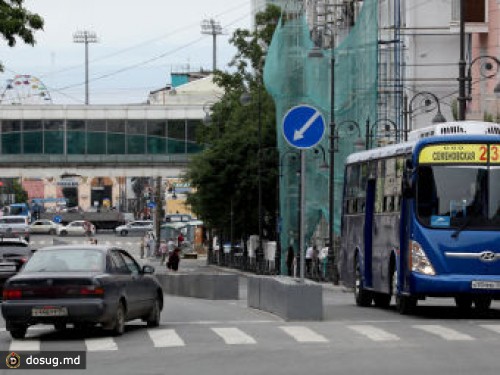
[186,5,281,241]
[0,0,44,71]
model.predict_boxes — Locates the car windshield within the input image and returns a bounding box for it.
[24,249,105,272]
[416,165,500,229]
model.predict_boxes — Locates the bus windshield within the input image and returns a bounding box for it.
[416,165,500,229]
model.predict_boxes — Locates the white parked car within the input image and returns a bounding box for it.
[115,220,153,236]
[29,220,61,235]
[0,216,30,242]
[57,221,96,237]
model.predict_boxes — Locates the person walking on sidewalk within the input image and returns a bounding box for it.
[167,248,181,271]
[159,240,168,264]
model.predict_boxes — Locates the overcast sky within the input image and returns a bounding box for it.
[0,0,252,104]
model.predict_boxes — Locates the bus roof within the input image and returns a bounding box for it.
[346,121,500,165]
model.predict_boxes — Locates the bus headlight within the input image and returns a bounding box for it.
[410,240,435,276]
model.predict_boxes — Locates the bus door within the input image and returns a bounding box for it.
[363,178,376,288]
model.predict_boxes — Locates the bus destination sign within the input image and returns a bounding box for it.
[419,144,500,164]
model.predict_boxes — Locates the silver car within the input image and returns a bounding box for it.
[29,220,61,235]
[115,221,153,236]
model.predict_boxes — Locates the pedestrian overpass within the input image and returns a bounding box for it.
[0,105,204,210]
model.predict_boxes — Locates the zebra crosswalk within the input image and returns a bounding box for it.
[1,322,500,353]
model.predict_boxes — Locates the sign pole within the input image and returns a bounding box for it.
[299,149,306,283]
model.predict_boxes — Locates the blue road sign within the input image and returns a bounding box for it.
[53,215,62,223]
[282,105,325,149]
[147,201,157,209]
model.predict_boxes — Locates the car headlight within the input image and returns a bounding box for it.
[409,240,436,275]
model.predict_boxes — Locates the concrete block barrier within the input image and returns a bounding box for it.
[248,276,323,321]
[155,273,239,300]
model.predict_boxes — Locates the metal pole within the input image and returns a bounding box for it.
[212,25,217,72]
[403,95,409,141]
[299,149,306,283]
[365,118,370,150]
[154,176,162,257]
[257,76,263,274]
[458,0,466,120]
[85,33,89,105]
[329,56,339,284]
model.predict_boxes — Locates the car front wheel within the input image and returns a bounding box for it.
[9,324,27,339]
[120,230,128,236]
[59,230,68,237]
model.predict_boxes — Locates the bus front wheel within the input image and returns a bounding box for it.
[396,295,417,315]
[354,257,372,307]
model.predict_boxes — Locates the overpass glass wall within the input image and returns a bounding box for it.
[0,118,203,155]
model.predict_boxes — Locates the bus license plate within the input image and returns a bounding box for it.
[32,307,68,317]
[472,281,500,290]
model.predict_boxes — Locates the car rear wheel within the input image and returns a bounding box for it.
[59,230,68,237]
[9,325,27,339]
[54,322,66,331]
[108,302,126,336]
[146,298,161,327]
[120,230,128,236]
[49,229,56,235]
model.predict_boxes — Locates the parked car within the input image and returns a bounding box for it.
[0,216,30,242]
[29,219,61,235]
[115,220,152,236]
[57,220,96,237]
[1,245,163,339]
[0,237,33,294]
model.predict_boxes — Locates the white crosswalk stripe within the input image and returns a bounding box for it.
[148,329,185,347]
[413,325,474,341]
[280,326,329,343]
[10,338,41,351]
[347,325,400,342]
[479,324,500,334]
[85,337,118,351]
[211,328,256,345]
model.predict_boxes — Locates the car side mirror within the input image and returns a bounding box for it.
[142,265,155,274]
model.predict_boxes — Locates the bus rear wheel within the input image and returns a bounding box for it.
[354,257,372,307]
[474,297,492,313]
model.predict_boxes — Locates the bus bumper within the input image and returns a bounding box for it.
[410,273,500,297]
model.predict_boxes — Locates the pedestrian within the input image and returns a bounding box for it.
[167,237,175,256]
[146,232,155,258]
[177,232,184,247]
[83,221,92,237]
[159,240,168,264]
[167,248,181,271]
[140,236,145,259]
[305,244,314,275]
[286,246,295,277]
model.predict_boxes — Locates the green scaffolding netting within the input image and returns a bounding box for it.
[263,0,378,270]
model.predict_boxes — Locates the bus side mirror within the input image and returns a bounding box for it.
[402,159,414,198]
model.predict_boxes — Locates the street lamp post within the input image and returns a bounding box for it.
[405,91,447,140]
[365,118,398,150]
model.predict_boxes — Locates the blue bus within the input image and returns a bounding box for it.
[339,121,500,314]
[8,203,31,221]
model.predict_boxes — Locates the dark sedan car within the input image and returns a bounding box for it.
[1,245,163,339]
[0,236,33,293]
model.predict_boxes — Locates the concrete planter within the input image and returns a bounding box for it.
[156,273,239,300]
[248,276,323,321]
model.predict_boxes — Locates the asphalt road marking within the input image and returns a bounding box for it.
[10,338,41,351]
[479,324,500,334]
[148,329,185,347]
[211,327,256,345]
[280,326,329,343]
[85,337,118,351]
[347,325,400,342]
[413,325,474,341]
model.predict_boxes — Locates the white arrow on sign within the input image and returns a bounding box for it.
[293,111,321,141]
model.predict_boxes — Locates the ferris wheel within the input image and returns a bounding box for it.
[0,75,52,105]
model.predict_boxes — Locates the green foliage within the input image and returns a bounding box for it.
[186,5,280,240]
[12,179,28,203]
[483,111,494,123]
[0,0,44,71]
[451,99,458,121]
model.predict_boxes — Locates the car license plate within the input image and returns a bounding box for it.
[471,281,500,290]
[0,263,16,272]
[32,307,68,317]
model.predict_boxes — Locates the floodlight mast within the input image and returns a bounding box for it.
[73,30,98,105]
[201,19,223,72]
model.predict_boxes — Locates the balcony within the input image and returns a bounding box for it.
[450,0,488,33]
